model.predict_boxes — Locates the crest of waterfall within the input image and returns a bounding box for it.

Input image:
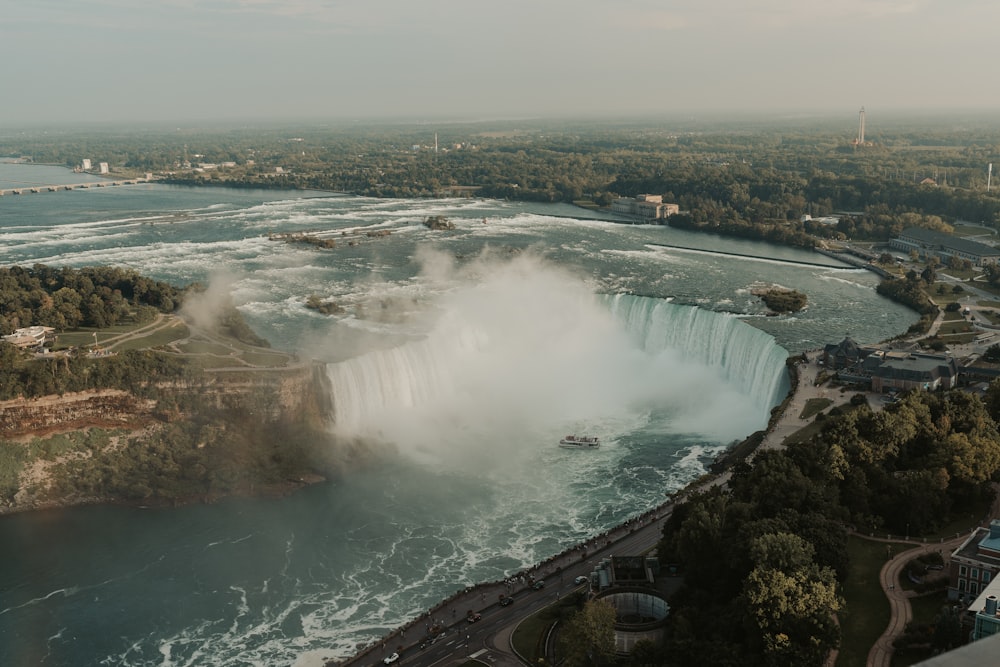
[602,293,789,412]
[326,292,789,440]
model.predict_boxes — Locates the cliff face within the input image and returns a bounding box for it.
[0,363,362,514]
[0,390,157,437]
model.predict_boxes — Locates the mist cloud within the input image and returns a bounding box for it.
[324,251,769,471]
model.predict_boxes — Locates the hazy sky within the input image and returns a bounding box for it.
[5,0,999,126]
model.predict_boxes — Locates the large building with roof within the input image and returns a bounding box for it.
[948,520,1000,604]
[869,352,960,392]
[890,227,1000,267]
[1,326,54,350]
[611,195,679,221]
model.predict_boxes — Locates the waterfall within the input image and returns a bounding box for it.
[325,291,789,445]
[602,294,789,413]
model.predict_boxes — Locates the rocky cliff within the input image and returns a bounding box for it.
[0,363,378,514]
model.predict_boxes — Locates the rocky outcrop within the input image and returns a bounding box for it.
[0,390,157,437]
[0,363,353,514]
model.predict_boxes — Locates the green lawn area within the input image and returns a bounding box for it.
[977,309,1000,325]
[800,397,833,420]
[890,592,950,667]
[177,340,235,356]
[510,597,579,663]
[971,280,1000,298]
[112,323,190,350]
[243,351,294,367]
[783,403,866,448]
[837,536,896,667]
[936,320,974,335]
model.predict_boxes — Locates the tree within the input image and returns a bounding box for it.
[742,533,841,667]
[559,598,617,667]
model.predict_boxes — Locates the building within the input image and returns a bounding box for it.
[81,158,92,170]
[969,584,1000,640]
[869,353,960,392]
[821,337,959,392]
[822,336,870,370]
[98,162,109,174]
[611,194,679,221]
[1,326,54,349]
[587,556,669,655]
[890,227,1000,267]
[948,520,1000,604]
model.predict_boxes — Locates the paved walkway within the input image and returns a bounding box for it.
[864,533,971,667]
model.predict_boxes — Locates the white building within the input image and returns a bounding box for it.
[612,194,679,221]
[2,326,55,349]
[98,162,109,174]
[81,158,92,170]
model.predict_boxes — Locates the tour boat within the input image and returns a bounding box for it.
[559,435,600,449]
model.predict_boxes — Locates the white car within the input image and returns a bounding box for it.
[383,653,400,665]
[574,575,589,585]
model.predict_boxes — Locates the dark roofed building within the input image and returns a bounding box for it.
[890,227,1000,267]
[870,353,959,393]
[822,337,870,370]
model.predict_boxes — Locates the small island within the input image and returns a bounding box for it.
[754,286,807,313]
[423,215,454,230]
[305,294,345,315]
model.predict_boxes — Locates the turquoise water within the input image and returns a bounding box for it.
[0,163,915,666]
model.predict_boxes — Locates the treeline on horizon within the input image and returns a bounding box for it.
[4,117,1000,248]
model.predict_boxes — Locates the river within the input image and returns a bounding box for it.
[0,163,915,666]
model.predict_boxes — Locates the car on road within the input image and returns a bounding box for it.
[531,580,545,590]
[383,653,400,665]
[467,612,482,623]
[500,596,514,606]
[573,575,589,585]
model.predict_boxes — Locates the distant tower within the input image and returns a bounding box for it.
[434,133,438,154]
[989,163,994,192]
[857,107,866,146]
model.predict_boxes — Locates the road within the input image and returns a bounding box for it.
[339,507,672,667]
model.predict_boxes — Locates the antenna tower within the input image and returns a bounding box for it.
[989,163,994,192]
[857,107,866,146]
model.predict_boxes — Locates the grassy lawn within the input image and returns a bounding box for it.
[178,340,236,355]
[243,351,294,367]
[783,403,866,447]
[112,324,190,350]
[510,595,583,663]
[890,592,949,667]
[837,536,896,667]
[976,309,1000,325]
[936,320,974,335]
[800,397,833,420]
[972,280,1000,298]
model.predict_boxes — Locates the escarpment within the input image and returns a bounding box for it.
[0,363,377,514]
